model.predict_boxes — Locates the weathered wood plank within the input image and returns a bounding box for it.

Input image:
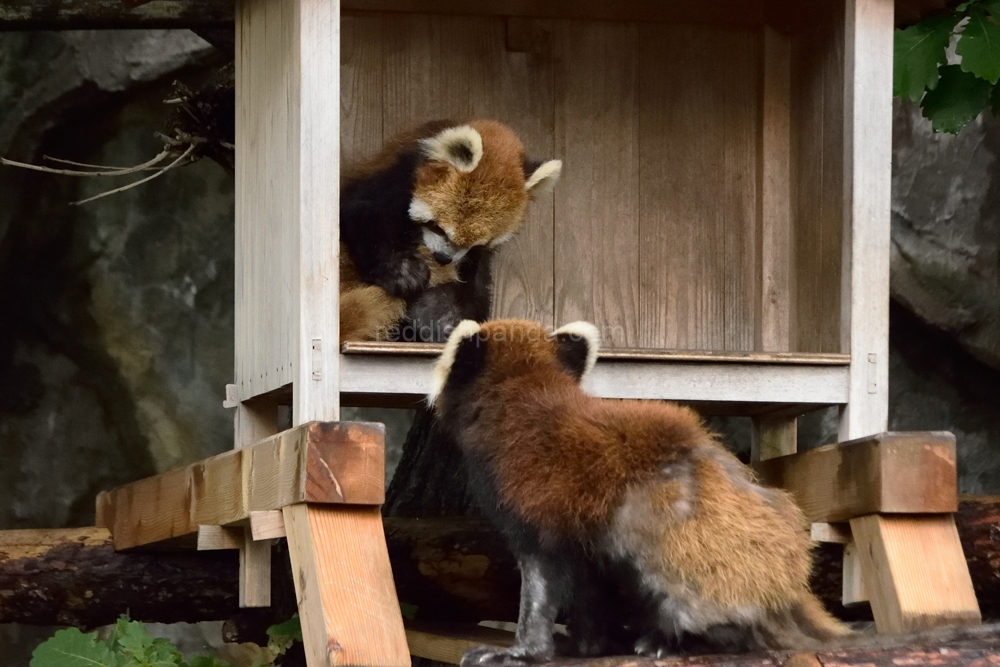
[753,431,957,522]
[407,624,514,664]
[851,514,981,632]
[284,504,409,667]
[96,422,385,550]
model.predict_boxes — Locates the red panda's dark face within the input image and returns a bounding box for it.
[408,121,561,265]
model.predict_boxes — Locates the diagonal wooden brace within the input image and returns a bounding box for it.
[755,431,981,632]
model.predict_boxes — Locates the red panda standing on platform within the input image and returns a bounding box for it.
[339,121,560,342]
[429,319,849,663]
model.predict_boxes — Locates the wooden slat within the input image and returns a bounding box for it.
[789,3,845,355]
[851,514,981,632]
[197,525,244,551]
[340,13,384,168]
[750,415,797,462]
[753,431,957,522]
[838,0,892,440]
[552,21,639,346]
[638,24,759,351]
[284,504,409,667]
[842,540,869,604]
[96,422,385,550]
[340,340,851,364]
[406,624,513,665]
[249,510,286,540]
[757,26,792,352]
[341,352,849,408]
[239,530,271,607]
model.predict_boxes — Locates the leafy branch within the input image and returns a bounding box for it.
[895,0,1000,132]
[30,615,302,667]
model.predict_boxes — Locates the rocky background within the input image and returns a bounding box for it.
[0,29,998,664]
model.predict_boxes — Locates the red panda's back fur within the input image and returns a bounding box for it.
[446,319,850,648]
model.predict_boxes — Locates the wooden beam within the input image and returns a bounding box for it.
[0,0,231,30]
[250,510,287,540]
[851,514,981,632]
[751,415,797,462]
[341,353,850,408]
[96,421,385,550]
[284,504,409,667]
[753,431,957,522]
[197,525,244,550]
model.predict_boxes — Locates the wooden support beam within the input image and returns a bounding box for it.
[198,525,244,551]
[250,510,286,540]
[96,421,385,550]
[239,530,272,608]
[750,415,797,462]
[284,504,409,667]
[842,541,869,605]
[753,431,957,522]
[850,514,980,632]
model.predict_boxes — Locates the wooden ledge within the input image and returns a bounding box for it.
[754,431,957,522]
[341,341,851,365]
[96,421,385,550]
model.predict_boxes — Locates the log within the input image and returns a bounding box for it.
[2,498,997,629]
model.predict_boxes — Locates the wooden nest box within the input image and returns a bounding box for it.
[93,0,985,665]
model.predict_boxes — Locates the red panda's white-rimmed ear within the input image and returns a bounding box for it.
[428,320,484,405]
[421,125,483,173]
[524,159,562,196]
[552,321,599,381]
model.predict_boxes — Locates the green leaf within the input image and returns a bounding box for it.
[956,7,1000,83]
[921,64,994,131]
[266,615,302,656]
[895,13,961,100]
[31,628,119,667]
[991,81,1000,113]
[984,0,1000,22]
[185,657,232,667]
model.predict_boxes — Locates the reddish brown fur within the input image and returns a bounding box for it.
[413,120,532,247]
[436,319,850,648]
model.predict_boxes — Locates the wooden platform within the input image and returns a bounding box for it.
[340,342,850,414]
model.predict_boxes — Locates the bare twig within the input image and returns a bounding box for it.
[1,150,172,177]
[71,144,196,205]
[41,156,164,172]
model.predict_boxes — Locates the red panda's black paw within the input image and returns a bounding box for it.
[460,645,552,667]
[380,255,430,298]
[634,630,677,659]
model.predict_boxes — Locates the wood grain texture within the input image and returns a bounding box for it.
[235,0,340,423]
[239,529,271,607]
[552,21,639,346]
[96,422,386,549]
[284,504,409,667]
[250,510,287,540]
[842,540,869,604]
[789,1,845,355]
[638,24,759,351]
[838,0,892,440]
[750,415,797,462]
[753,431,957,522]
[341,341,851,364]
[851,514,981,632]
[197,525,244,550]
[341,351,849,407]
[757,26,792,352]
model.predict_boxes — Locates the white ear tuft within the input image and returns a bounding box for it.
[525,159,562,195]
[421,125,483,173]
[552,320,600,380]
[409,197,435,222]
[428,320,482,406]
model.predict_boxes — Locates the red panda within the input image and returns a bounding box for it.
[429,319,850,662]
[339,121,560,342]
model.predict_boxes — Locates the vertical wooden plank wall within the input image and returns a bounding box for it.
[236,0,341,425]
[790,2,845,354]
[839,0,892,439]
[340,15,889,357]
[553,22,640,346]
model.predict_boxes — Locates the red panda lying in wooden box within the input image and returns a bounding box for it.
[339,121,560,342]
[429,319,849,663]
